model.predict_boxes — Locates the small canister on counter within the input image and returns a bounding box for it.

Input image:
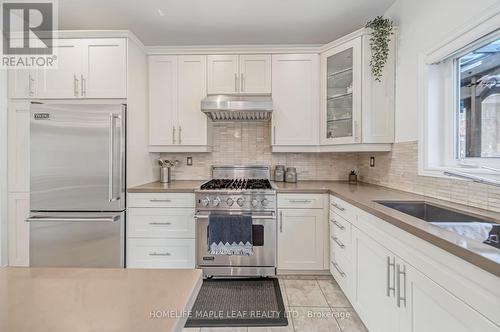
[285,167,297,183]
[274,165,285,182]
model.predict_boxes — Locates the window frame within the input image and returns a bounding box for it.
[419,5,500,179]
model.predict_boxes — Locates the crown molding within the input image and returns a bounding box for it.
[56,30,147,52]
[146,44,322,55]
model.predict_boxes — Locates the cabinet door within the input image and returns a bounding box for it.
[321,37,362,145]
[177,55,208,145]
[278,208,324,270]
[353,228,398,332]
[83,38,127,98]
[207,55,239,94]
[8,193,30,267]
[8,103,30,192]
[148,56,177,146]
[8,69,36,98]
[272,54,319,146]
[37,39,83,98]
[400,263,499,332]
[239,54,271,94]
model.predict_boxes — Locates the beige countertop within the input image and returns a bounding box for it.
[274,180,500,277]
[128,180,500,277]
[128,180,205,193]
[0,267,202,332]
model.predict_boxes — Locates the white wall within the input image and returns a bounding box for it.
[384,0,499,142]
[126,40,160,187]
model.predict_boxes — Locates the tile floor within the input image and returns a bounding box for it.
[183,275,368,332]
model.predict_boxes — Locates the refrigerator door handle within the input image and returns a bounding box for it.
[26,215,120,223]
[108,114,122,202]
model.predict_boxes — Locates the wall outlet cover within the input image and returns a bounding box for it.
[187,157,193,166]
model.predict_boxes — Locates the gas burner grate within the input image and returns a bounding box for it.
[200,178,273,190]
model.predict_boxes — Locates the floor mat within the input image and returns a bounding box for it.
[184,278,288,328]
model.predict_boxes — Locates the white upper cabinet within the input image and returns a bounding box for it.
[37,39,83,98]
[321,38,362,145]
[83,38,127,98]
[9,38,127,99]
[149,56,177,146]
[320,31,395,147]
[148,55,210,151]
[177,55,208,145]
[239,54,271,94]
[207,55,239,94]
[272,54,319,146]
[207,54,271,94]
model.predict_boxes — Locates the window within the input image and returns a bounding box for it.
[457,38,500,160]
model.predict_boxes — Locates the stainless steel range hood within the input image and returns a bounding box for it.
[201,95,273,122]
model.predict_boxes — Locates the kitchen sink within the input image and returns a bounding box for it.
[375,201,500,249]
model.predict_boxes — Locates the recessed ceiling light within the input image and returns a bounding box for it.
[157,9,165,17]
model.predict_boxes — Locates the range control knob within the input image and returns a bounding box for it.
[236,197,245,207]
[212,197,221,207]
[226,197,234,206]
[261,198,269,206]
[251,199,259,207]
[200,197,210,207]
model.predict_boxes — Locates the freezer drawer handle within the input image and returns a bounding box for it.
[149,222,172,225]
[149,252,171,256]
[149,199,172,203]
[26,216,119,223]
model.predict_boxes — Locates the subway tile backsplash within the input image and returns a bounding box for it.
[160,122,358,181]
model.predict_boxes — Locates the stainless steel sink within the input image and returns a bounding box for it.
[375,200,499,248]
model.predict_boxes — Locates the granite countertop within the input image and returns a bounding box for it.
[128,180,205,193]
[0,268,202,332]
[128,180,500,277]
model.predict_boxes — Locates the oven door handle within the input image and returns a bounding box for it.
[194,213,276,220]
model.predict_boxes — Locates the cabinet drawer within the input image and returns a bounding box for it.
[330,253,352,298]
[128,193,195,208]
[127,208,195,238]
[127,238,195,269]
[329,212,352,245]
[329,196,356,222]
[278,194,324,209]
[330,227,352,263]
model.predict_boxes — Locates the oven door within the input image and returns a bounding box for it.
[195,212,276,270]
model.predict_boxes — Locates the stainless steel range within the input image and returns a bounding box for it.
[195,165,277,278]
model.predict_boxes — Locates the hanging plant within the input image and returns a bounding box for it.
[365,16,394,82]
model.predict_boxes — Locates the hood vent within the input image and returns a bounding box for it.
[201,95,273,122]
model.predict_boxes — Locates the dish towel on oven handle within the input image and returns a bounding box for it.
[208,214,254,256]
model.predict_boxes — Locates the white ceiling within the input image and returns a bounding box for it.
[58,0,395,46]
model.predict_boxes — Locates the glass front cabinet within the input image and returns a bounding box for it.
[320,32,395,147]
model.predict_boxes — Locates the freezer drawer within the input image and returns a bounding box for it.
[30,103,126,212]
[28,211,125,268]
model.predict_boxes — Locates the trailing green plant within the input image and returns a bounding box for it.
[365,16,394,82]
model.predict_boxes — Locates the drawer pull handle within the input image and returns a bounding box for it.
[289,199,312,203]
[331,236,345,249]
[331,261,346,277]
[149,222,172,225]
[331,202,345,211]
[149,199,172,202]
[331,220,345,230]
[149,252,171,256]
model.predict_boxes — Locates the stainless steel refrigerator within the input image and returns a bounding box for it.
[28,103,126,268]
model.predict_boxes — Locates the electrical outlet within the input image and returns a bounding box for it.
[370,156,375,167]
[187,157,193,166]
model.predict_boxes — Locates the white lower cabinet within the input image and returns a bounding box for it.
[277,194,327,271]
[331,195,500,332]
[126,193,195,269]
[401,264,499,332]
[8,193,30,267]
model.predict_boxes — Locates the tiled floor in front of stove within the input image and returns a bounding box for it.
[183,275,368,332]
